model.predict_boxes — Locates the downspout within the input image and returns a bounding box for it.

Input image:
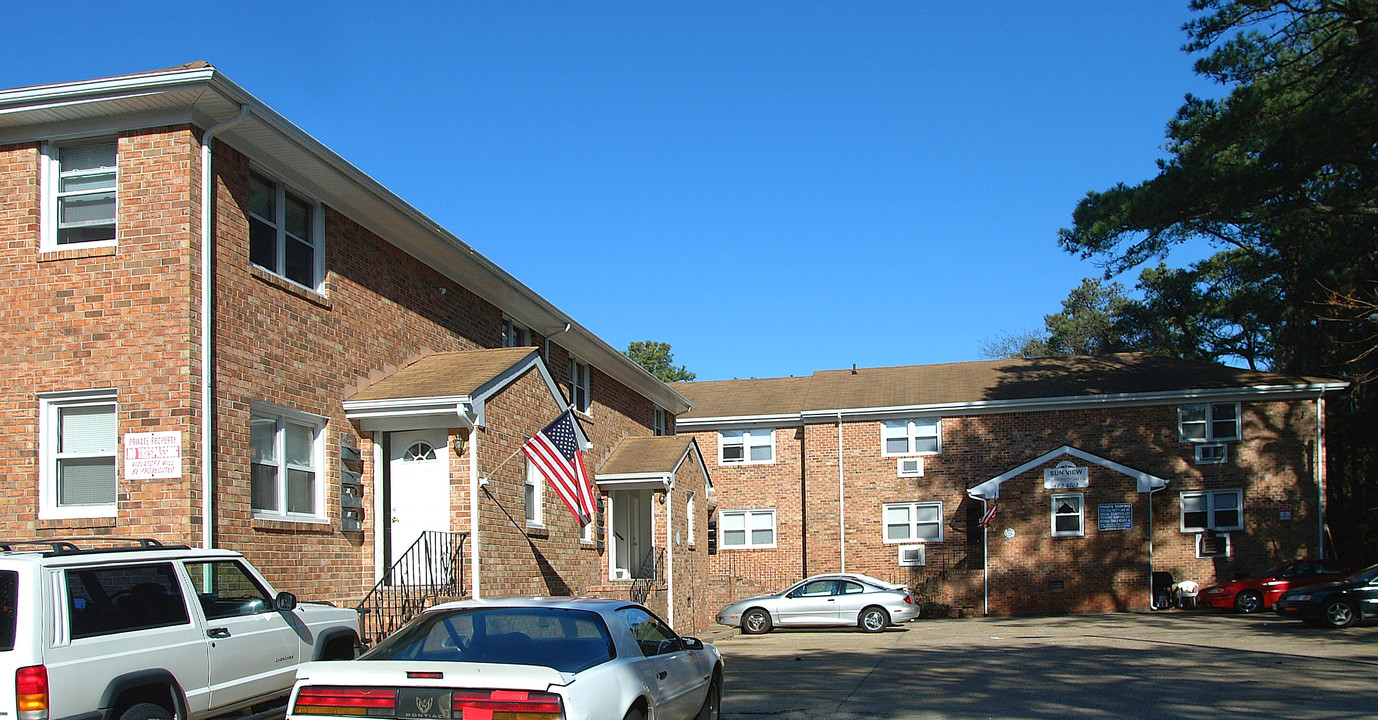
[981,498,989,617]
[799,426,808,577]
[666,485,674,628]
[470,425,482,599]
[544,322,572,361]
[1148,484,1164,610]
[199,104,250,550]
[1317,396,1327,559]
[837,412,845,573]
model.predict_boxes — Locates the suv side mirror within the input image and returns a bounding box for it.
[275,591,298,612]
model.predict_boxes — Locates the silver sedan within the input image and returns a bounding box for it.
[715,573,918,634]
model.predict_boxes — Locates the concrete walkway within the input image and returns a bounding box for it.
[712,612,1378,719]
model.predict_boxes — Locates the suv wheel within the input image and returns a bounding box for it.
[118,703,172,720]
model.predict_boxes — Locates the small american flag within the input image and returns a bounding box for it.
[522,410,595,526]
[978,500,998,529]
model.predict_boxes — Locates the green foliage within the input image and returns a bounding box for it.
[1058,0,1378,561]
[624,341,696,383]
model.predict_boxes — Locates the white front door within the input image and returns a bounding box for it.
[389,429,450,580]
[612,489,655,579]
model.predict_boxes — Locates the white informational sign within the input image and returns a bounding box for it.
[1098,503,1133,531]
[125,431,183,480]
[1043,460,1089,489]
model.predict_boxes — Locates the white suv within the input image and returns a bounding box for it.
[0,539,360,720]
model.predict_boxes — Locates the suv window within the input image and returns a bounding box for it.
[66,563,189,639]
[0,570,16,651]
[184,560,274,619]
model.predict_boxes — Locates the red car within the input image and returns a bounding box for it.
[1199,559,1354,613]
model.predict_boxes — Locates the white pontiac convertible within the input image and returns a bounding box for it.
[287,597,722,720]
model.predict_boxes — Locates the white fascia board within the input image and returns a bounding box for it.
[797,383,1349,424]
[343,396,474,420]
[968,445,1169,500]
[594,473,673,491]
[0,66,217,114]
[673,438,714,492]
[675,413,803,431]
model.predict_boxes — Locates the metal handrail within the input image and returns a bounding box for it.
[629,547,663,605]
[356,530,467,644]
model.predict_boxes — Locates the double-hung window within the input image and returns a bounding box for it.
[43,140,118,250]
[1051,493,1085,537]
[719,429,774,465]
[525,460,544,527]
[249,171,323,290]
[40,391,118,519]
[884,501,943,543]
[1178,403,1240,442]
[653,407,668,436]
[1180,489,1243,532]
[881,419,941,455]
[570,359,591,414]
[250,404,325,521]
[719,509,775,549]
[502,318,531,348]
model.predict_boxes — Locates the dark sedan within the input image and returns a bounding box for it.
[1274,562,1378,628]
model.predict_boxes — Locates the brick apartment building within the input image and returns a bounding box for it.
[0,64,713,632]
[677,355,1347,616]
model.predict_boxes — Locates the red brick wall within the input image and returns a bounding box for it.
[690,397,1323,617]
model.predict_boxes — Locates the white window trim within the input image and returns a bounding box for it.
[686,492,696,546]
[1051,493,1085,538]
[39,390,119,520]
[41,139,119,253]
[719,508,776,549]
[718,429,776,466]
[250,401,327,522]
[1178,402,1241,443]
[883,501,944,544]
[570,358,592,415]
[247,168,326,291]
[525,460,545,528]
[653,407,667,436]
[880,418,942,457]
[1179,489,1245,532]
[502,317,532,348]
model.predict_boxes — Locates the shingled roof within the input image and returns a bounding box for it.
[677,353,1344,421]
[347,347,539,402]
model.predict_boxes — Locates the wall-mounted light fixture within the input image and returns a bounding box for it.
[452,433,466,455]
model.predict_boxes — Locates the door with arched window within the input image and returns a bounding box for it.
[388,429,450,581]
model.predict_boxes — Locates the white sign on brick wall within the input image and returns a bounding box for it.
[1043,461,1089,489]
[125,431,183,480]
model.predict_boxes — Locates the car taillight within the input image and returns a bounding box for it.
[452,689,563,720]
[904,594,913,604]
[292,686,398,716]
[16,665,49,720]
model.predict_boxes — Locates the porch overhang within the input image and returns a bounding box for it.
[343,396,478,433]
[968,445,1169,500]
[594,473,673,492]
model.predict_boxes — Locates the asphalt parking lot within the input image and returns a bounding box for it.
[711,612,1378,719]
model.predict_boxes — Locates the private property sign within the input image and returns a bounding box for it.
[1043,461,1089,489]
[125,431,183,479]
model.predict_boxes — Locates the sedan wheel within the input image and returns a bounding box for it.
[1323,599,1357,628]
[696,674,722,720]
[859,606,889,633]
[1234,590,1264,614]
[742,608,772,635]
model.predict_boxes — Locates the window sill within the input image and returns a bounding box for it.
[525,525,549,538]
[39,244,118,262]
[252,517,334,533]
[250,265,331,309]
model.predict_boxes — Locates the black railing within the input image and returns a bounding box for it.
[629,547,663,605]
[356,531,467,645]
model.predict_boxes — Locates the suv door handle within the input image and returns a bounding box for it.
[207,628,231,639]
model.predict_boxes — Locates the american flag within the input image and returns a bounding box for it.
[977,500,998,529]
[521,410,595,526]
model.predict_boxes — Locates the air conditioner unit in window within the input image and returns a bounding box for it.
[1197,532,1230,558]
[898,544,925,567]
[1195,444,1228,465]
[897,457,924,478]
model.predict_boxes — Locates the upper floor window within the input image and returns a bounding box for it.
[39,391,118,519]
[43,140,118,250]
[719,429,774,465]
[1179,403,1240,442]
[525,460,545,527]
[884,501,943,543]
[881,419,941,456]
[719,509,775,549]
[502,318,531,348]
[686,492,696,546]
[570,359,591,414]
[1051,493,1085,537]
[653,407,668,436]
[1180,489,1243,532]
[250,403,325,521]
[249,170,323,290]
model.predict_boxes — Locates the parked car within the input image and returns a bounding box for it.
[715,573,918,634]
[1274,562,1378,628]
[1198,559,1354,613]
[0,538,360,720]
[288,597,722,720]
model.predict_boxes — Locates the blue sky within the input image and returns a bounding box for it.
[1,1,1219,381]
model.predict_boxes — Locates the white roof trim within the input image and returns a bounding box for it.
[594,473,673,491]
[968,445,1169,500]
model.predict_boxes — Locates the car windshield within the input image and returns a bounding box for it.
[0,571,15,652]
[1246,563,1292,579]
[1347,563,1378,583]
[362,606,615,673]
